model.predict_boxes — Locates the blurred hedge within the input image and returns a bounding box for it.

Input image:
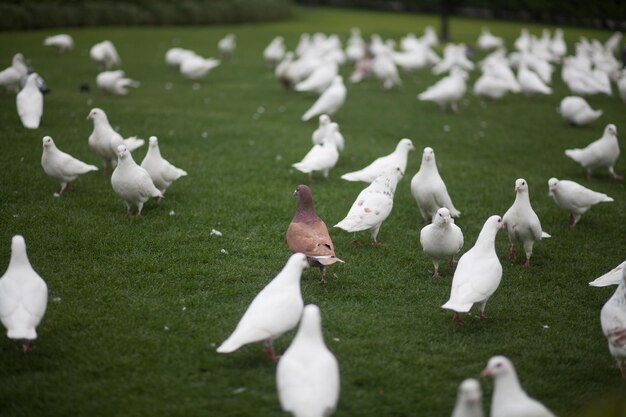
[0,0,292,30]
[299,0,626,29]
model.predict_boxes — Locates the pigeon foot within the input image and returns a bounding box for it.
[350,238,361,246]
[508,245,516,261]
[452,313,465,325]
[263,341,279,362]
[431,270,440,278]
[521,259,530,268]
[449,257,456,269]
[476,312,486,321]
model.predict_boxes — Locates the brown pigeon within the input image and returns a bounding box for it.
[286,185,343,284]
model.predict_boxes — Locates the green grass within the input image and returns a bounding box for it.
[1,5,625,417]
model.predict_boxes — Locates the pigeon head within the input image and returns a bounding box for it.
[482,355,516,379]
[117,144,129,160]
[42,136,55,148]
[293,304,324,343]
[485,215,504,231]
[13,53,25,66]
[25,73,39,86]
[548,177,559,194]
[458,378,482,405]
[293,185,318,219]
[319,114,330,126]
[433,207,451,225]
[604,124,617,137]
[514,178,528,193]
[288,253,310,270]
[397,138,415,153]
[86,107,105,121]
[149,136,159,148]
[422,147,435,162]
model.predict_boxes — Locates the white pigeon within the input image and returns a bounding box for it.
[482,356,557,417]
[16,73,43,129]
[165,48,196,68]
[218,34,236,58]
[43,34,74,53]
[140,136,187,195]
[90,40,121,70]
[589,261,626,287]
[292,133,339,181]
[312,114,331,145]
[96,70,139,96]
[41,136,98,195]
[558,96,602,126]
[564,124,621,180]
[451,378,484,417]
[473,74,513,100]
[295,61,338,94]
[518,63,552,96]
[372,49,402,90]
[276,304,340,417]
[111,145,163,216]
[180,55,220,82]
[0,53,28,92]
[87,107,145,173]
[341,138,414,183]
[478,27,504,50]
[217,253,309,360]
[334,167,403,244]
[420,208,464,278]
[441,215,504,324]
[301,76,347,122]
[264,36,286,68]
[410,146,460,222]
[550,28,567,57]
[502,179,550,268]
[275,51,295,89]
[418,68,468,112]
[547,177,613,227]
[0,235,48,352]
[601,266,626,378]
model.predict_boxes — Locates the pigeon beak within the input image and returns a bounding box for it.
[514,186,520,192]
[86,114,91,120]
[481,368,490,377]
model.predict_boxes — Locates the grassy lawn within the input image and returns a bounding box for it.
[0,5,625,417]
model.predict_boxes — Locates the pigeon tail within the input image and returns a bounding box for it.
[123,137,145,152]
[292,162,313,174]
[301,108,317,122]
[334,218,370,233]
[541,231,551,239]
[448,207,461,218]
[216,336,242,354]
[441,300,473,313]
[340,171,368,182]
[564,149,584,164]
[311,255,344,266]
[7,324,37,341]
[602,196,614,203]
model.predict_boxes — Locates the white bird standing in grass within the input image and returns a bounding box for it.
[43,34,74,53]
[0,53,28,92]
[217,253,309,361]
[482,356,557,417]
[276,304,340,417]
[341,138,414,183]
[601,266,626,378]
[96,70,140,96]
[179,54,220,82]
[441,215,504,324]
[41,136,98,196]
[547,177,613,227]
[140,136,187,195]
[301,76,347,121]
[410,147,460,223]
[418,68,468,112]
[295,60,338,94]
[16,73,43,129]
[477,27,503,50]
[218,34,236,58]
[589,260,626,287]
[90,40,121,70]
[87,107,144,174]
[165,47,196,68]
[518,63,552,96]
[334,167,403,245]
[502,179,550,268]
[292,131,339,182]
[264,36,286,68]
[312,114,331,145]
[111,145,163,216]
[558,96,602,126]
[0,235,48,353]
[451,379,484,417]
[564,124,621,180]
[420,208,464,278]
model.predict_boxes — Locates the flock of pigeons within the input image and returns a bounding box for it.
[0,22,624,417]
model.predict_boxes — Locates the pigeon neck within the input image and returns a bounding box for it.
[514,190,531,208]
[422,159,438,174]
[492,372,528,407]
[294,195,320,222]
[148,145,162,159]
[8,244,30,274]
[474,225,498,252]
[291,313,325,349]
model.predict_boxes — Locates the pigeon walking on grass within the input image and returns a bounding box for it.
[218,34,236,58]
[41,136,98,196]
[410,146,460,223]
[558,96,602,126]
[418,68,468,112]
[16,73,43,129]
[292,134,339,181]
[482,356,557,417]
[442,215,504,324]
[341,138,414,183]
[140,136,187,195]
[451,379,484,417]
[547,178,613,227]
[565,124,621,180]
[0,235,48,353]
[600,266,626,378]
[90,40,121,70]
[0,53,28,92]
[420,208,464,278]
[589,260,626,287]
[111,145,163,216]
[276,304,340,417]
[334,167,403,245]
[518,63,552,96]
[43,34,74,53]
[286,185,343,284]
[502,179,550,268]
[301,76,346,122]
[96,70,140,96]
[217,253,309,361]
